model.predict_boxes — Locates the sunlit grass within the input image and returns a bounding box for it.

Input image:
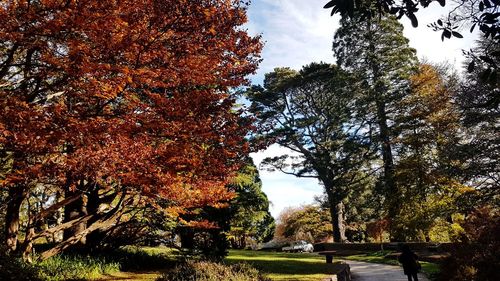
[32,246,178,281]
[36,255,120,281]
[227,249,344,281]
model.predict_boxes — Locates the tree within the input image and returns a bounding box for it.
[0,0,261,260]
[247,63,372,242]
[227,159,275,249]
[324,0,500,75]
[438,207,500,281]
[174,158,274,258]
[454,37,500,211]
[392,63,465,241]
[275,205,332,243]
[333,14,418,240]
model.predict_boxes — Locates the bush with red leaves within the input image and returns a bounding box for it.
[438,207,500,281]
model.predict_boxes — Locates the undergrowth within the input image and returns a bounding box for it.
[157,261,271,281]
[33,246,177,281]
[36,255,120,281]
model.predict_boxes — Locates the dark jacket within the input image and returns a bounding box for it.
[398,250,420,275]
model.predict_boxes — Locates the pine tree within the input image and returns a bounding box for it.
[247,63,372,242]
[456,38,500,210]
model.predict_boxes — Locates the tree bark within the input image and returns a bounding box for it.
[63,189,87,245]
[22,227,35,263]
[4,186,27,252]
[375,101,397,204]
[85,188,102,249]
[332,201,347,243]
[39,204,125,260]
[366,18,400,241]
[325,187,346,243]
[179,227,195,249]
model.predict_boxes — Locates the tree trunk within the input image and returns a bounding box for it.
[179,227,195,249]
[240,234,246,249]
[22,227,35,263]
[85,188,102,249]
[325,188,346,243]
[332,201,346,243]
[4,187,26,252]
[376,100,404,241]
[63,189,87,245]
[366,19,401,242]
[39,205,125,260]
[53,191,64,243]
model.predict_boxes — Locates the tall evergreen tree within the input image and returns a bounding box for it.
[455,37,500,210]
[333,14,418,240]
[247,63,372,242]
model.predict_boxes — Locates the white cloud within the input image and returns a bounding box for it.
[246,0,340,83]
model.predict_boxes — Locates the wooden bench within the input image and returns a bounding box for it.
[317,251,336,263]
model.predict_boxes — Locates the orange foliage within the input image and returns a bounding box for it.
[0,0,261,210]
[366,219,389,243]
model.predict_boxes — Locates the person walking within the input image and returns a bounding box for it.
[398,244,420,281]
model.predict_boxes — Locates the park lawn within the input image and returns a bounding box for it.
[343,251,440,280]
[227,249,343,281]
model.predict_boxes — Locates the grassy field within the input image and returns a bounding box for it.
[227,249,440,281]
[30,247,439,281]
[227,249,345,281]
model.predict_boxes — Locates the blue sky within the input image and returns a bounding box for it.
[245,0,477,218]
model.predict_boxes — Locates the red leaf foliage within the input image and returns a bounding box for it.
[0,0,262,210]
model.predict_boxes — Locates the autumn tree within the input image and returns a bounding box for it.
[275,205,333,243]
[392,63,466,241]
[0,0,261,260]
[247,63,372,242]
[438,207,500,281]
[364,220,389,244]
[333,14,418,240]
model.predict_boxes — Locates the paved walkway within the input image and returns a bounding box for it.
[345,260,429,281]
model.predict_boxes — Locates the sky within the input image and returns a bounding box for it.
[245,0,477,218]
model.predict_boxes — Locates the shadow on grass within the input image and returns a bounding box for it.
[227,250,344,280]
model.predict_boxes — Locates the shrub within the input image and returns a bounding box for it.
[34,246,177,280]
[157,261,271,281]
[438,207,500,281]
[110,246,177,271]
[36,255,120,281]
[0,251,41,281]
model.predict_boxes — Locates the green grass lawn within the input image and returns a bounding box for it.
[32,246,439,281]
[227,249,344,281]
[227,249,440,281]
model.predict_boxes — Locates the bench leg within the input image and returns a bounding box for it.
[326,255,333,263]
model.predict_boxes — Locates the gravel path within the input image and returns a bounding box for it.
[346,260,429,281]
